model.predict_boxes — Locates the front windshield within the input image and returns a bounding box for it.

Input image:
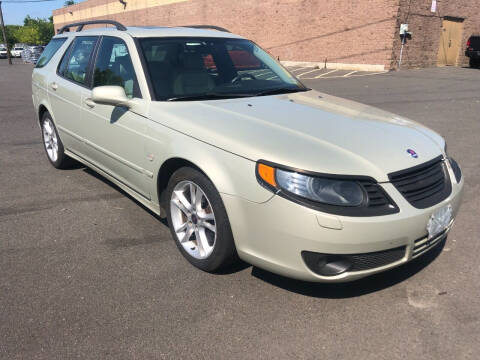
[139,37,307,101]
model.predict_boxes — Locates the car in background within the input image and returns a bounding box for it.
[465,35,480,68]
[0,46,7,59]
[11,46,25,58]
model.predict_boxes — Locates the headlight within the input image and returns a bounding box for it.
[275,169,364,206]
[256,162,398,216]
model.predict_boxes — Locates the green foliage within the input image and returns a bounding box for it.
[64,0,75,6]
[4,25,21,48]
[4,16,54,47]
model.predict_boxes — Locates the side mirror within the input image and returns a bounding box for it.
[91,85,131,108]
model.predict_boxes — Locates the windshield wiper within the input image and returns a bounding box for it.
[166,93,253,101]
[253,87,310,97]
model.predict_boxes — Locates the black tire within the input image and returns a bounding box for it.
[40,112,74,169]
[469,58,479,68]
[166,167,238,272]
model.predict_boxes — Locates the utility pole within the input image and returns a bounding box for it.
[0,1,12,65]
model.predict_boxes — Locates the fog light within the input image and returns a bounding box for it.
[302,251,352,276]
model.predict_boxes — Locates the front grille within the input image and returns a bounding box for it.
[388,156,452,209]
[361,181,389,207]
[348,246,406,271]
[412,230,448,258]
[358,180,399,215]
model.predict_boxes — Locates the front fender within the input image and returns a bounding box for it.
[146,121,273,205]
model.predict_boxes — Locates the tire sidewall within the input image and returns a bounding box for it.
[41,112,67,169]
[166,167,237,272]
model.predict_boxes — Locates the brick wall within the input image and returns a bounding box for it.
[390,0,480,68]
[54,0,399,69]
[53,0,480,70]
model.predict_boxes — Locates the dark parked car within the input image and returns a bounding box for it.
[465,35,480,68]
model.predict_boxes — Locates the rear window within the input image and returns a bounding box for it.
[35,38,67,68]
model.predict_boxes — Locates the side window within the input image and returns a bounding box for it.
[93,37,139,98]
[64,36,98,86]
[57,42,73,76]
[35,38,67,68]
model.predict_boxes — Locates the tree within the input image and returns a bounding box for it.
[64,0,75,6]
[13,16,54,45]
[5,25,22,48]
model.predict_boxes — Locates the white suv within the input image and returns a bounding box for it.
[32,20,464,282]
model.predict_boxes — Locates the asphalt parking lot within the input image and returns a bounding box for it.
[286,65,387,79]
[1,60,479,359]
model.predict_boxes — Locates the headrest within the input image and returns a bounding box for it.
[182,52,205,70]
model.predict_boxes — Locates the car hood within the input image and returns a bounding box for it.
[148,90,445,182]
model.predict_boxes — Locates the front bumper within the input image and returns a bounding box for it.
[222,165,464,282]
[465,50,480,59]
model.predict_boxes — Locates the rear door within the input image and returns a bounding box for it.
[47,36,99,153]
[80,36,152,199]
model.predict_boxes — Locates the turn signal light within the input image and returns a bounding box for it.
[257,163,277,187]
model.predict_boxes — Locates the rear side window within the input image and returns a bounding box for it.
[35,38,67,68]
[63,36,98,86]
[93,37,140,98]
[57,42,73,77]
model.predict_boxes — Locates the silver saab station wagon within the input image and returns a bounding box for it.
[31,20,464,282]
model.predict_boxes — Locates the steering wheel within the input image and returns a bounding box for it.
[231,73,257,83]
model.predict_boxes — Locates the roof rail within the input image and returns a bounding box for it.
[58,20,127,34]
[182,25,231,33]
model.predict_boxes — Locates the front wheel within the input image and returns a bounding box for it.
[166,167,238,272]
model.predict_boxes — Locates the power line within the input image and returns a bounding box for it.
[2,0,60,2]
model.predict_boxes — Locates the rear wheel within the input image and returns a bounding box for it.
[166,167,237,272]
[469,58,479,68]
[41,112,73,169]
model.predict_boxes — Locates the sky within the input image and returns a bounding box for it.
[2,0,84,25]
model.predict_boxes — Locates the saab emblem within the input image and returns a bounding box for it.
[406,149,418,158]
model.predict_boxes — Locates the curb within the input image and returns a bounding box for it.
[281,61,385,72]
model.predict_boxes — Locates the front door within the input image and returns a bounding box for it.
[437,18,464,66]
[80,36,152,199]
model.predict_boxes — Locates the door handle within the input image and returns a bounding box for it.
[84,98,96,108]
[50,82,58,91]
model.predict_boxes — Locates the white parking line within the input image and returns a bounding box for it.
[314,69,338,78]
[290,67,309,73]
[296,68,321,77]
[343,71,357,77]
[318,71,389,79]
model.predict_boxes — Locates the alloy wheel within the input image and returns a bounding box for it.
[42,118,59,162]
[170,180,217,259]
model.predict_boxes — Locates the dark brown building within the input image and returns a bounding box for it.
[53,0,480,71]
